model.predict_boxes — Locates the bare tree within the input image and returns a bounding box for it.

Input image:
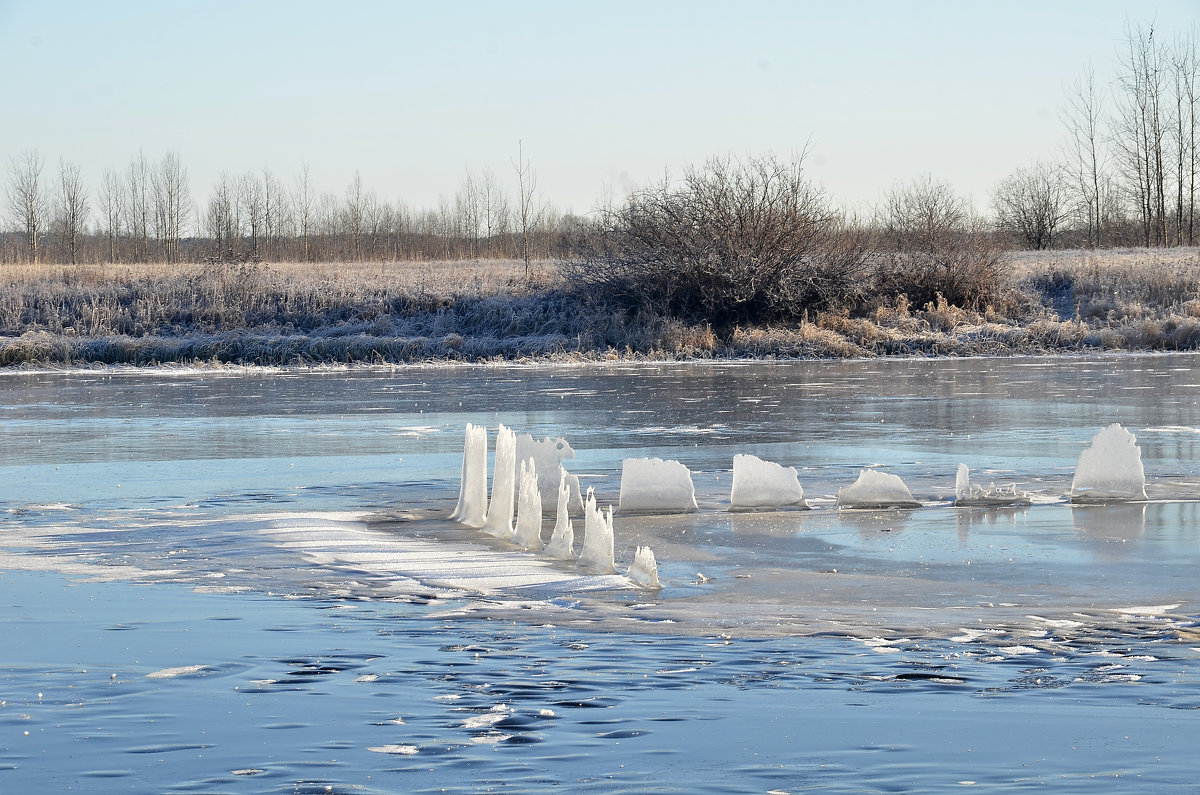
[293,164,314,261]
[261,167,280,260]
[1062,65,1109,247]
[97,167,123,263]
[54,158,89,264]
[512,140,540,277]
[343,172,366,260]
[206,172,238,258]
[240,172,264,257]
[6,149,47,264]
[1170,28,1199,245]
[152,152,191,263]
[993,162,1069,249]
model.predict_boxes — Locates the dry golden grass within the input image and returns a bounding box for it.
[3,250,1200,366]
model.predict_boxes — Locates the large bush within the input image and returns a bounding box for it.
[874,175,1005,309]
[562,155,869,333]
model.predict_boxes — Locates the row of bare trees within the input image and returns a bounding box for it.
[2,146,569,266]
[994,22,1200,250]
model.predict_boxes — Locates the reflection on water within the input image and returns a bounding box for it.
[1073,503,1147,541]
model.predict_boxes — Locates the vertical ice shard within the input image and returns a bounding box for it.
[955,463,970,502]
[512,458,544,550]
[836,469,920,508]
[450,423,488,527]
[1070,423,1147,502]
[515,434,577,510]
[481,424,517,538]
[626,545,661,590]
[617,458,698,514]
[543,470,576,560]
[730,454,806,510]
[577,488,616,573]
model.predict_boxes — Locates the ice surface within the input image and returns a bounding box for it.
[618,458,698,514]
[515,434,581,512]
[481,425,517,538]
[626,545,661,589]
[577,488,616,573]
[543,471,575,560]
[954,463,1032,507]
[836,469,920,509]
[450,423,488,527]
[1070,423,1147,502]
[730,454,806,510]
[512,458,544,551]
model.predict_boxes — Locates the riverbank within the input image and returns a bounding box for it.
[2,249,1199,366]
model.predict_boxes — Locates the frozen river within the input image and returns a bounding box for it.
[2,355,1199,791]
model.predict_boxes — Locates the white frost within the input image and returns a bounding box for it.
[836,469,920,509]
[618,457,698,514]
[730,454,806,510]
[450,423,488,527]
[1070,423,1147,502]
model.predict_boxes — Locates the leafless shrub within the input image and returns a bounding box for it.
[563,154,868,334]
[875,175,1006,309]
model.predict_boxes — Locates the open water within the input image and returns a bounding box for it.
[1,355,1199,792]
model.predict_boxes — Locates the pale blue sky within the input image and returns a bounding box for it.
[1,0,1197,217]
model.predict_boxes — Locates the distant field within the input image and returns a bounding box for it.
[2,250,1200,366]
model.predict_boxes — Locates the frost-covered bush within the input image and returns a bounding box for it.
[563,155,870,334]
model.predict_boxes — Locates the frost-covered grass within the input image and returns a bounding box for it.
[3,250,1200,366]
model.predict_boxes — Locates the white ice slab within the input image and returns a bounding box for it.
[618,458,698,514]
[730,454,806,510]
[1070,423,1147,502]
[836,469,920,509]
[515,434,582,512]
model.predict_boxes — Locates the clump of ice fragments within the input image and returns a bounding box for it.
[515,433,582,513]
[954,463,1031,507]
[618,458,698,514]
[450,423,488,527]
[836,469,920,509]
[512,458,544,550]
[626,545,661,590]
[481,425,517,537]
[729,454,806,510]
[543,471,575,559]
[577,488,617,573]
[1070,423,1147,503]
